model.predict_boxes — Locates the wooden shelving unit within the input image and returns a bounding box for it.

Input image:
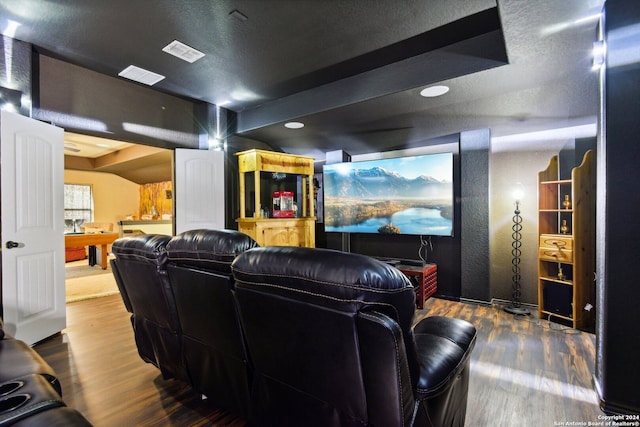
[537,150,595,329]
[235,149,316,247]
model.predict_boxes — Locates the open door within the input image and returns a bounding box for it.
[174,148,225,234]
[1,110,65,345]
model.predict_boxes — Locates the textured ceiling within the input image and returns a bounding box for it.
[0,0,603,174]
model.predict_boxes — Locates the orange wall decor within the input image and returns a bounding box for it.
[139,181,173,218]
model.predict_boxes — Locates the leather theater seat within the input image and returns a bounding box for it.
[0,374,91,426]
[0,335,60,397]
[0,320,91,426]
[110,234,188,382]
[231,246,477,427]
[165,229,259,418]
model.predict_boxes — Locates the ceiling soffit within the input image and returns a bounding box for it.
[237,8,507,132]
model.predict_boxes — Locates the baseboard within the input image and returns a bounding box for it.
[460,297,491,306]
[442,296,539,312]
[489,297,538,311]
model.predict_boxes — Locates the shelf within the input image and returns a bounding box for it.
[540,310,573,321]
[539,276,573,286]
[539,209,573,213]
[537,150,595,331]
[540,179,572,185]
[238,217,316,222]
[539,259,574,266]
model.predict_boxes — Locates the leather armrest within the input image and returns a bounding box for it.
[412,316,477,400]
[0,337,61,396]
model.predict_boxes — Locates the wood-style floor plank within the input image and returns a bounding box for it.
[417,298,602,426]
[34,295,245,427]
[33,295,603,426]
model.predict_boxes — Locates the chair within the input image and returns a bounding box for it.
[0,318,60,396]
[0,320,91,426]
[165,229,259,418]
[110,234,187,382]
[231,246,477,427]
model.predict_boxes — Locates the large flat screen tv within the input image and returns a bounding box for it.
[322,152,454,236]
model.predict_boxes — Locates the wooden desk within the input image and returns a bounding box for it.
[64,233,119,269]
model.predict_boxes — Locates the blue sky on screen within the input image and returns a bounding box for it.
[328,152,452,181]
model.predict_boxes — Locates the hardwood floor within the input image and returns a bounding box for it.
[33,295,603,426]
[419,299,603,426]
[34,295,244,427]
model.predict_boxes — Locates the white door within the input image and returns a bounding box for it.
[1,110,65,345]
[174,148,225,234]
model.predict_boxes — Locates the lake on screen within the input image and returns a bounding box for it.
[326,207,452,235]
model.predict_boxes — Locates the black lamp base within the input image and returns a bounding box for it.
[504,305,531,316]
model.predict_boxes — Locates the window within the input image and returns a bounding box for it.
[64,184,93,233]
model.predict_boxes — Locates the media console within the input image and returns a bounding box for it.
[377,258,437,309]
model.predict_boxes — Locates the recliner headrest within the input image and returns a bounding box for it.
[166,229,259,274]
[231,246,415,330]
[111,234,171,267]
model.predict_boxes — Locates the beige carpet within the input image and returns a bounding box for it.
[65,258,120,303]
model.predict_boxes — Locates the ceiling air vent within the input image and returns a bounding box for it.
[118,65,165,86]
[162,40,205,63]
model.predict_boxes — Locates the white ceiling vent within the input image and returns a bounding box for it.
[118,65,165,86]
[162,40,205,63]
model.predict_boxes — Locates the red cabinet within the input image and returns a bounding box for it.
[398,264,437,309]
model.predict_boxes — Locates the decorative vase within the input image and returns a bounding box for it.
[562,194,571,210]
[560,219,569,234]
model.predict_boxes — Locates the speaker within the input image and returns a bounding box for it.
[543,284,572,317]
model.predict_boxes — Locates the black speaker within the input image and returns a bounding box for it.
[543,284,572,317]
[88,245,97,266]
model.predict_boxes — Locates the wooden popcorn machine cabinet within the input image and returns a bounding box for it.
[236,149,316,247]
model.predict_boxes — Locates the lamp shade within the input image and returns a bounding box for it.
[512,182,524,202]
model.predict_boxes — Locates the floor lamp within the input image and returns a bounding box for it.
[504,184,530,316]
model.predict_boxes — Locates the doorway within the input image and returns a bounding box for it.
[63,131,172,303]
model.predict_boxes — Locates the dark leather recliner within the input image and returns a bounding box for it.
[0,318,60,396]
[165,229,259,418]
[0,320,92,426]
[231,246,477,427]
[110,234,187,382]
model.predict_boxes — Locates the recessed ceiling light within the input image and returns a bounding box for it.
[420,85,450,97]
[162,40,205,63]
[284,122,304,129]
[118,65,165,86]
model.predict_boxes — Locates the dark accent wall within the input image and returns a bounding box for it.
[595,0,640,415]
[460,129,490,301]
[559,138,597,180]
[0,36,32,116]
[35,55,200,150]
